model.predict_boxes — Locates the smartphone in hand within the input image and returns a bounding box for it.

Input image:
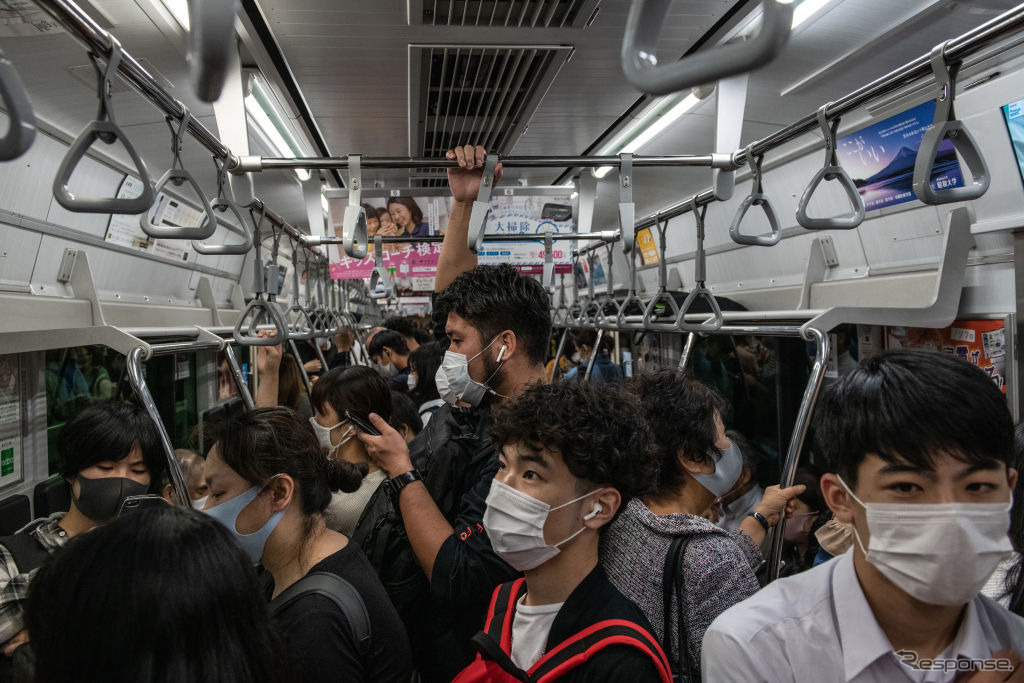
[345,410,382,436]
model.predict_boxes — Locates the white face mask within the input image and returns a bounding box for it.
[316,338,331,351]
[570,352,581,365]
[308,416,355,455]
[435,336,505,407]
[407,373,418,391]
[380,362,398,379]
[191,495,208,511]
[839,476,1013,606]
[483,479,602,571]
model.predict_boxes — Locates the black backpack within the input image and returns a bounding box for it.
[269,572,371,658]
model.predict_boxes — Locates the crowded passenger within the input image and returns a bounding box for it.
[390,392,423,443]
[776,466,826,578]
[564,330,622,383]
[202,407,411,682]
[407,341,445,425]
[714,430,764,531]
[0,400,165,660]
[255,336,312,417]
[159,448,208,509]
[384,315,425,350]
[27,505,287,683]
[601,370,804,677]
[367,329,412,392]
[452,381,671,681]
[703,349,1024,681]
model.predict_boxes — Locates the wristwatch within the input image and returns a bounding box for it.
[747,510,770,532]
[385,469,422,503]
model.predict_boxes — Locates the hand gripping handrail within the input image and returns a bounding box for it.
[729,145,782,246]
[286,239,315,340]
[342,154,369,258]
[191,158,254,254]
[467,154,498,253]
[141,106,217,239]
[677,199,724,333]
[186,0,238,102]
[618,153,635,254]
[53,37,156,214]
[232,207,288,346]
[369,235,394,300]
[0,47,36,160]
[796,105,865,230]
[641,212,681,332]
[912,41,991,205]
[621,0,793,96]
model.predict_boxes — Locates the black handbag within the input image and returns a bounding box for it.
[662,535,699,682]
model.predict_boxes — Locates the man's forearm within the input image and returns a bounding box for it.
[435,200,477,292]
[397,481,454,581]
[255,373,279,408]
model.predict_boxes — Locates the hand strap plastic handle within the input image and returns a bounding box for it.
[912,41,990,205]
[796,106,865,230]
[187,0,239,102]
[678,200,723,333]
[53,38,156,215]
[343,154,369,258]
[541,232,555,295]
[192,162,253,254]
[618,153,635,254]
[369,235,393,299]
[233,298,289,345]
[730,146,782,246]
[621,0,792,96]
[0,48,36,160]
[468,154,498,254]
[141,107,217,239]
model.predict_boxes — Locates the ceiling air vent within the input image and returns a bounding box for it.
[408,43,573,179]
[411,0,599,28]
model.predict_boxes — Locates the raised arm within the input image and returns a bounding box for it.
[434,145,504,292]
[254,333,283,408]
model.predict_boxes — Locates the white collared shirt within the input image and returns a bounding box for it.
[702,551,1024,682]
[718,485,763,532]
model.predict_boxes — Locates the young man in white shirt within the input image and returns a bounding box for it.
[703,349,1024,683]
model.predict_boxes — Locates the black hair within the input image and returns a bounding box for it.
[57,400,165,493]
[793,466,825,512]
[384,316,419,341]
[27,506,287,683]
[203,407,366,520]
[490,381,658,503]
[408,342,443,405]
[434,264,551,365]
[278,353,307,412]
[386,196,424,227]
[390,392,423,437]
[814,349,1014,487]
[310,366,393,425]
[361,202,379,220]
[368,329,410,358]
[628,370,724,500]
[573,329,613,354]
[375,206,392,220]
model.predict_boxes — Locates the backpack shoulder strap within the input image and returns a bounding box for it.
[528,619,672,683]
[467,579,530,682]
[662,535,692,675]
[270,571,372,657]
[0,527,50,574]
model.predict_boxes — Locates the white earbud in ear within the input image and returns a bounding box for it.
[496,344,508,363]
[583,502,602,521]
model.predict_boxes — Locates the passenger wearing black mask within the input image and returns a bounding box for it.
[0,400,164,661]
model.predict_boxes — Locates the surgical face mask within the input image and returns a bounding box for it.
[316,338,331,351]
[380,362,398,379]
[205,483,285,565]
[483,479,603,571]
[191,495,209,511]
[308,416,355,455]
[72,474,149,523]
[435,336,505,407]
[570,352,581,365]
[783,510,818,544]
[692,442,743,498]
[839,476,1012,606]
[407,373,418,391]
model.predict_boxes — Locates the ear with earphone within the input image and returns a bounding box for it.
[583,502,602,521]
[495,344,508,364]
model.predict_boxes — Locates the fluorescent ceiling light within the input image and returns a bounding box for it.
[159,0,190,29]
[786,0,835,29]
[593,91,701,178]
[245,75,311,181]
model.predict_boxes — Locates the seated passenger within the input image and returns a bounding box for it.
[407,341,445,425]
[601,370,803,677]
[564,331,622,383]
[703,350,1024,681]
[368,330,412,393]
[0,400,164,659]
[202,407,412,683]
[390,392,423,443]
[159,448,208,509]
[27,506,287,683]
[452,381,671,682]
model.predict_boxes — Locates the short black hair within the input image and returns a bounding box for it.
[814,349,1014,487]
[434,264,551,365]
[409,341,443,405]
[490,381,658,502]
[310,365,392,424]
[629,370,724,500]
[384,316,419,340]
[28,506,287,683]
[390,391,423,437]
[368,329,410,358]
[57,401,165,492]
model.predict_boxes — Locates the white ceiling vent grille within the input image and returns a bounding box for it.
[409,44,573,183]
[412,0,599,28]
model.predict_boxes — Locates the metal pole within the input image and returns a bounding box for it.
[584,329,604,382]
[312,341,330,374]
[679,332,697,372]
[306,231,620,246]
[223,345,255,410]
[550,328,569,382]
[125,346,190,508]
[765,326,831,582]
[252,154,717,171]
[288,338,313,394]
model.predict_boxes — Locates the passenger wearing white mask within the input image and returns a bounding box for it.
[703,350,1024,683]
[367,329,412,393]
[308,366,391,537]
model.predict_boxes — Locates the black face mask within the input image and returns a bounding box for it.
[72,474,149,523]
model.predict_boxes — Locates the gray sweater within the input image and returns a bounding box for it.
[600,498,761,674]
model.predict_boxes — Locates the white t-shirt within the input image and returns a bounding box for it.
[511,596,563,671]
[323,469,387,536]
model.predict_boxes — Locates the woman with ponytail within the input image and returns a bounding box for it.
[201,407,412,683]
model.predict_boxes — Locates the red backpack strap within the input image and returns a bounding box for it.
[482,578,528,651]
[528,619,673,683]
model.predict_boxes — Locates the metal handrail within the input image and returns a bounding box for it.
[243,154,722,172]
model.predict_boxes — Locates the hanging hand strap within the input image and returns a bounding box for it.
[0,47,36,160]
[467,154,498,253]
[795,105,865,230]
[618,153,635,254]
[729,144,781,246]
[192,157,253,254]
[677,198,723,333]
[233,206,287,345]
[342,154,369,258]
[642,212,680,331]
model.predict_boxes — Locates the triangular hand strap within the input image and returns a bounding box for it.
[0,49,36,160]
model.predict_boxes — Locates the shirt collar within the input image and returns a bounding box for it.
[832,551,898,680]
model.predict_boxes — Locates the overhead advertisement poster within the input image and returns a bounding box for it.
[836,101,964,212]
[326,189,574,294]
[885,319,1007,394]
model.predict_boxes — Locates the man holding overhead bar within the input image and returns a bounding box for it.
[354,145,553,681]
